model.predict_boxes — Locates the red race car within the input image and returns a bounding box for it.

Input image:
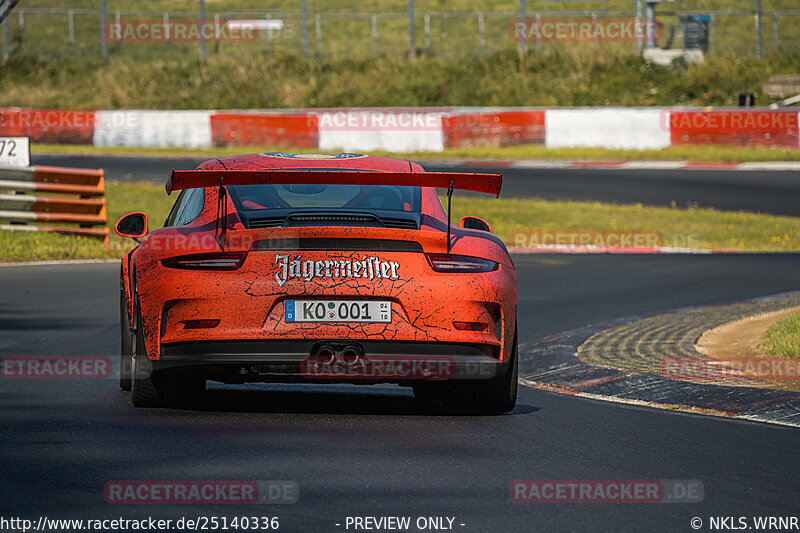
[116,153,517,413]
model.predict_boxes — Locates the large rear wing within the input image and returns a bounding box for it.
[166,169,502,197]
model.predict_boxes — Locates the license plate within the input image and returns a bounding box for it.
[285,300,391,323]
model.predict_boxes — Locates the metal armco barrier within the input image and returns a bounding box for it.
[0,164,108,241]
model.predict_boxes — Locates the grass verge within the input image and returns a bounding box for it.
[32,143,800,163]
[2,181,800,262]
[3,50,800,109]
[762,311,800,360]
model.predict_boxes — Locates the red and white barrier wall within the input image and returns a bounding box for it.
[1,106,797,152]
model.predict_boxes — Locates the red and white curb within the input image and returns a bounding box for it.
[422,159,800,171]
[2,106,798,153]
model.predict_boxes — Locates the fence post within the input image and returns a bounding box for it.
[163,12,170,41]
[478,13,485,53]
[536,13,542,51]
[424,14,430,54]
[198,0,206,60]
[100,0,108,59]
[772,12,778,51]
[371,15,378,56]
[755,0,762,59]
[300,0,309,58]
[635,0,643,52]
[709,15,714,53]
[2,19,7,62]
[265,13,273,50]
[408,0,415,60]
[315,14,321,55]
[68,10,74,43]
[644,1,655,48]
[518,0,526,54]
[213,13,220,54]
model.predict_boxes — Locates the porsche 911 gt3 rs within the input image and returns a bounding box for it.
[116,152,517,413]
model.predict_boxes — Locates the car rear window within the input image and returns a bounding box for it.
[229,184,421,213]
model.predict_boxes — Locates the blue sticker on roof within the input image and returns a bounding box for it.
[259,152,366,160]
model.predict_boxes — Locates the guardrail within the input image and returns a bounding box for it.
[0,164,108,241]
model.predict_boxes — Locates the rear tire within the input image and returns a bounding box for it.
[119,293,133,391]
[442,329,518,415]
[131,307,205,408]
[131,312,163,407]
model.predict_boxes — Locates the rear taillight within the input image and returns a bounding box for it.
[453,321,489,332]
[161,252,247,270]
[182,319,221,330]
[426,254,498,273]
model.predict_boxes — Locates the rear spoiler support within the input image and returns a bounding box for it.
[446,180,454,254]
[215,177,228,250]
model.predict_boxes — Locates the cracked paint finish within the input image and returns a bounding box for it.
[123,153,517,366]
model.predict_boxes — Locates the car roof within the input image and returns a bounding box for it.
[201,152,424,173]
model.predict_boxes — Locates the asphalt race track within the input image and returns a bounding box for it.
[0,155,798,531]
[33,154,800,215]
[3,257,800,531]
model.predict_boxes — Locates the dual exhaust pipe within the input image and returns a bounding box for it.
[312,341,364,366]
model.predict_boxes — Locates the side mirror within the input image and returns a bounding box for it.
[115,212,148,241]
[459,216,492,234]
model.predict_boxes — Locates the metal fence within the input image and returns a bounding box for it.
[2,5,798,62]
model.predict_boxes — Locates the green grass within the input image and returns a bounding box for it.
[31,143,800,163]
[2,180,800,262]
[2,49,800,109]
[0,181,171,261]
[762,311,800,360]
[450,196,800,252]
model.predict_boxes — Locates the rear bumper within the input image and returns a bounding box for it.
[158,340,505,384]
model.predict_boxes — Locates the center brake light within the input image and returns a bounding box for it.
[426,254,498,273]
[161,252,247,270]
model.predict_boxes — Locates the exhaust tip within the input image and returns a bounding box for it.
[340,345,362,366]
[314,344,336,365]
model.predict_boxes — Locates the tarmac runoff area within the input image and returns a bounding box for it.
[518,292,800,427]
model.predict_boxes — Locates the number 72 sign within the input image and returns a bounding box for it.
[0,137,30,167]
